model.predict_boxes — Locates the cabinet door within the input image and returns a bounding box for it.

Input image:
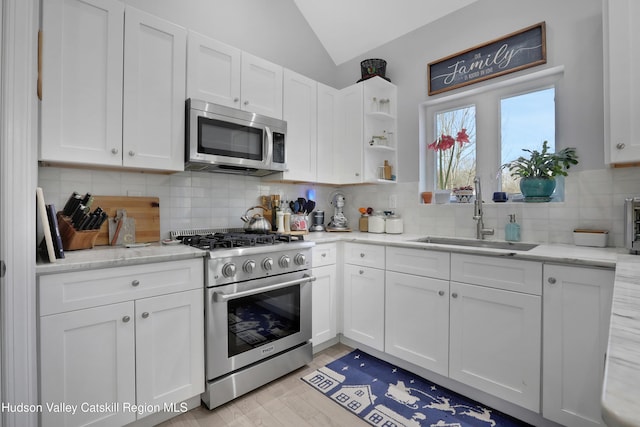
[449,282,541,411]
[123,6,186,171]
[338,83,363,184]
[605,0,640,163]
[311,264,337,346]
[282,69,317,181]
[316,83,341,185]
[543,265,614,427]
[343,264,385,351]
[385,271,449,376]
[240,52,283,119]
[40,302,136,427]
[186,30,241,108]
[135,289,204,412]
[41,0,124,166]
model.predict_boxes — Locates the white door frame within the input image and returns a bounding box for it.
[1,0,39,426]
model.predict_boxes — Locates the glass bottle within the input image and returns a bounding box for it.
[505,214,521,242]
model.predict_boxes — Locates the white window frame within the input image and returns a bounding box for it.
[419,66,564,198]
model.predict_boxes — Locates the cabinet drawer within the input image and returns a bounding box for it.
[312,243,337,267]
[451,254,541,295]
[39,258,204,315]
[386,246,450,280]
[344,243,385,268]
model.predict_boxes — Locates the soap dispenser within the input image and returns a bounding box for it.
[505,214,521,242]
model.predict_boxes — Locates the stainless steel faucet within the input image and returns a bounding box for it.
[473,176,494,240]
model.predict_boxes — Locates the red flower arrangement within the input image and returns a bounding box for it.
[428,129,472,190]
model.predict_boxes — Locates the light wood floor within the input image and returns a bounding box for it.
[158,343,369,427]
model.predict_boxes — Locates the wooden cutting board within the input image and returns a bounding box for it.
[92,196,160,245]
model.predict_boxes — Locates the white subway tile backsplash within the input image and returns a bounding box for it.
[37,166,640,246]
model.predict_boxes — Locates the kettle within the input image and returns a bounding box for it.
[241,206,271,234]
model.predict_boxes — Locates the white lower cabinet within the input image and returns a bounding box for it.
[449,281,541,412]
[40,302,137,427]
[542,264,614,427]
[38,259,204,427]
[311,243,338,347]
[385,270,449,376]
[343,243,385,351]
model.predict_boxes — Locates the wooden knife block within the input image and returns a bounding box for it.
[56,213,100,250]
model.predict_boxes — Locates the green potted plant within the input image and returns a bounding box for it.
[501,141,578,202]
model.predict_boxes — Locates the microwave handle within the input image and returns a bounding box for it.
[264,126,273,163]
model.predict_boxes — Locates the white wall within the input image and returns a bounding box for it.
[333,0,606,180]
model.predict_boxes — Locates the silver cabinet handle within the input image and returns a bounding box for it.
[616,143,626,150]
[360,253,365,258]
[548,277,557,284]
[244,100,249,106]
[111,148,119,154]
[452,292,458,298]
[321,253,327,258]
[122,316,130,323]
[438,290,445,296]
[128,150,135,156]
[233,97,239,103]
[141,312,149,319]
[131,280,140,287]
[359,270,364,275]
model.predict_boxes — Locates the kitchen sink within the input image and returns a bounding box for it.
[412,236,538,251]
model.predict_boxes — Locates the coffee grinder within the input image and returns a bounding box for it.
[309,211,326,232]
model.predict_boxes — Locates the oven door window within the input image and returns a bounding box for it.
[227,285,300,357]
[198,116,263,160]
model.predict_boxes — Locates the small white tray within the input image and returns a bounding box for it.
[573,229,608,247]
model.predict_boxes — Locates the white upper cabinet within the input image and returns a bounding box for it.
[240,52,283,119]
[40,0,125,167]
[186,35,283,119]
[604,0,640,164]
[282,69,317,181]
[316,83,341,185]
[41,1,186,172]
[123,7,186,171]
[338,83,364,184]
[186,30,241,108]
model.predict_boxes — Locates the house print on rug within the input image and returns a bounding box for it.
[302,350,529,427]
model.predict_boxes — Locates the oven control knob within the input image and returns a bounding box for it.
[262,257,274,271]
[294,253,307,266]
[221,263,236,277]
[279,255,291,268]
[243,260,256,273]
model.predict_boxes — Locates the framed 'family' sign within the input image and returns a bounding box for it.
[428,22,546,96]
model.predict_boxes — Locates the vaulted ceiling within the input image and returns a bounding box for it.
[293,0,479,65]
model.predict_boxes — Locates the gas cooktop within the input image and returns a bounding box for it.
[170,228,308,252]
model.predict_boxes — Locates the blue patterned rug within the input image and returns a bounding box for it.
[302,349,531,427]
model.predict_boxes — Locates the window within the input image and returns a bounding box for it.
[421,66,563,200]
[501,88,556,193]
[431,106,476,190]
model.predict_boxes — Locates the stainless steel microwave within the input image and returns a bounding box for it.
[185,99,287,176]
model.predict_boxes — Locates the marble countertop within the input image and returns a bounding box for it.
[35,232,636,425]
[35,242,206,275]
[602,255,640,427]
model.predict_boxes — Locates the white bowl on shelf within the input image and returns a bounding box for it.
[434,190,450,204]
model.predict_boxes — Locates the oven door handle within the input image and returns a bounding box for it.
[213,274,316,303]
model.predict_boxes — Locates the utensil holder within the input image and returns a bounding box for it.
[56,212,100,250]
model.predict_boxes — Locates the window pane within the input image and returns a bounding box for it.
[431,106,476,190]
[501,88,555,193]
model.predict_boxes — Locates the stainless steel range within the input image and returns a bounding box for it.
[171,229,315,409]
